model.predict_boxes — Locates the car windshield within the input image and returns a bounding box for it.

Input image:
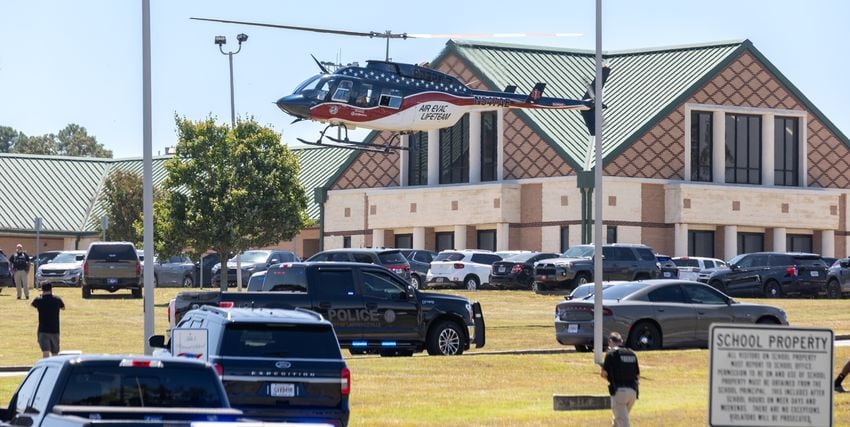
[434,252,464,262]
[378,251,406,264]
[728,254,746,266]
[794,257,827,267]
[231,251,269,263]
[600,283,647,300]
[52,252,84,263]
[673,258,699,268]
[563,246,594,258]
[505,253,537,262]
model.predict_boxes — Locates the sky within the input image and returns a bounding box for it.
[0,1,848,159]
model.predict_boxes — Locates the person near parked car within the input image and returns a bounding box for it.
[10,243,31,299]
[601,332,640,427]
[834,360,850,392]
[31,283,65,358]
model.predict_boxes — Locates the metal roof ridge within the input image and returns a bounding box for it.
[0,152,114,162]
[79,162,114,232]
[449,38,747,57]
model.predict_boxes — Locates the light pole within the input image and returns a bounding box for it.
[214,33,247,291]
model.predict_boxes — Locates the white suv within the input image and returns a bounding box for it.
[426,250,503,291]
[672,256,727,282]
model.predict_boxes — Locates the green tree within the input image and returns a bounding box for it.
[56,123,113,158]
[102,170,144,243]
[159,116,308,291]
[11,134,58,155]
[0,126,26,152]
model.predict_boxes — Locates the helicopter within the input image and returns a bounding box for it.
[192,18,607,153]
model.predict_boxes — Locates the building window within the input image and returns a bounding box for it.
[560,226,570,253]
[688,230,715,257]
[477,230,496,252]
[395,234,413,249]
[786,234,812,253]
[774,117,799,186]
[725,114,761,185]
[606,226,617,244]
[481,111,498,182]
[737,232,764,254]
[435,232,454,252]
[690,111,713,182]
[407,132,428,186]
[343,236,351,248]
[439,114,469,184]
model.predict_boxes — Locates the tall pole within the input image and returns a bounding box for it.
[142,0,155,355]
[592,0,605,366]
[228,53,235,127]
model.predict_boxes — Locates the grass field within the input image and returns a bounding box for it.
[1,285,850,425]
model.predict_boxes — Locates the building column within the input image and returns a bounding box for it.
[496,223,510,251]
[761,113,775,186]
[454,225,467,250]
[372,229,385,248]
[724,225,737,260]
[772,227,787,252]
[821,230,835,258]
[496,109,505,181]
[468,111,481,184]
[712,110,725,184]
[398,134,409,187]
[413,227,426,250]
[427,129,440,185]
[674,223,688,257]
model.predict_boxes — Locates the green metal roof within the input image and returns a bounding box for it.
[0,146,352,235]
[441,39,748,170]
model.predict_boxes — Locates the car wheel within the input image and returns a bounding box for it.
[182,276,194,288]
[827,280,842,299]
[410,274,422,290]
[131,287,142,299]
[763,280,782,298]
[574,344,592,353]
[426,321,465,356]
[465,275,480,291]
[82,285,91,299]
[573,273,591,288]
[627,321,662,351]
[348,348,368,356]
[756,316,781,325]
[709,280,726,294]
[380,349,414,357]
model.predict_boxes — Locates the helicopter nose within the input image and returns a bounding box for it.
[276,94,313,120]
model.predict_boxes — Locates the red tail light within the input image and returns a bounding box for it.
[388,265,410,274]
[167,301,172,323]
[786,267,798,276]
[213,363,223,376]
[136,262,141,275]
[603,307,613,316]
[83,261,88,275]
[511,264,523,274]
[120,359,163,368]
[219,301,235,309]
[453,263,465,269]
[341,367,351,395]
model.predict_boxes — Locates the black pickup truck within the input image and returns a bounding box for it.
[169,262,486,356]
[0,355,241,427]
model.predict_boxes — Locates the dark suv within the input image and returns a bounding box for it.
[82,242,141,299]
[532,244,660,293]
[158,306,350,425]
[826,257,850,298]
[308,248,412,283]
[704,252,828,298]
[399,249,436,289]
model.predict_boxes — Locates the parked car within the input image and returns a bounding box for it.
[656,254,679,279]
[399,249,436,289]
[426,249,503,290]
[826,257,850,298]
[35,250,85,288]
[554,280,788,352]
[672,256,727,282]
[153,306,350,425]
[32,250,61,270]
[533,244,660,293]
[0,250,14,289]
[195,252,222,288]
[564,282,616,301]
[211,249,297,286]
[494,250,532,259]
[308,248,412,283]
[704,252,828,298]
[247,270,266,291]
[81,242,141,299]
[154,254,196,287]
[489,252,561,289]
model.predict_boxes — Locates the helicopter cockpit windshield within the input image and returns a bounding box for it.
[292,75,331,101]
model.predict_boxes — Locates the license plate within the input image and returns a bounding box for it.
[108,278,118,285]
[663,272,672,278]
[498,266,506,273]
[435,277,445,283]
[811,271,819,277]
[270,383,295,397]
[567,324,578,333]
[548,275,555,280]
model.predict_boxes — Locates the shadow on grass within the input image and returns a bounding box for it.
[84,294,140,300]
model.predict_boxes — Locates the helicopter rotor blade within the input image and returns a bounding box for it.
[310,54,330,74]
[191,17,407,39]
[406,32,582,39]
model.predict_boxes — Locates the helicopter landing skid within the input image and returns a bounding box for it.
[296,124,408,153]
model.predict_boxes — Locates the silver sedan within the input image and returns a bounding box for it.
[554,280,788,352]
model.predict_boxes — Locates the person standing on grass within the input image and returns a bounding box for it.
[10,243,31,300]
[835,360,850,392]
[31,283,65,358]
[601,332,640,427]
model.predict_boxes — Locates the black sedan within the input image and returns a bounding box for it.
[489,252,561,289]
[554,280,788,352]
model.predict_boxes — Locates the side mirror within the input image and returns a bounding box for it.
[268,259,279,266]
[729,264,739,271]
[406,285,416,300]
[148,335,167,349]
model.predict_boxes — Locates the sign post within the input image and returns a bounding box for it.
[101,215,108,241]
[709,324,833,427]
[33,217,42,289]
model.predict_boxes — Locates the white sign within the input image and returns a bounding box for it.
[709,324,833,427]
[171,328,209,361]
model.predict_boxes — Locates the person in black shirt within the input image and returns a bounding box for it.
[31,283,65,358]
[601,332,639,427]
[10,244,31,300]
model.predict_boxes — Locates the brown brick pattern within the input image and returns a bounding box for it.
[434,54,489,91]
[331,132,400,190]
[605,108,685,179]
[807,118,850,188]
[503,111,575,179]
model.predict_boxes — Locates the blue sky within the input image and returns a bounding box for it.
[0,1,847,159]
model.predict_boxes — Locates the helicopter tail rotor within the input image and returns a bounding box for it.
[580,64,611,136]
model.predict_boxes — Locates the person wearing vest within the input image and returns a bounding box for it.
[10,244,31,300]
[601,332,640,427]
